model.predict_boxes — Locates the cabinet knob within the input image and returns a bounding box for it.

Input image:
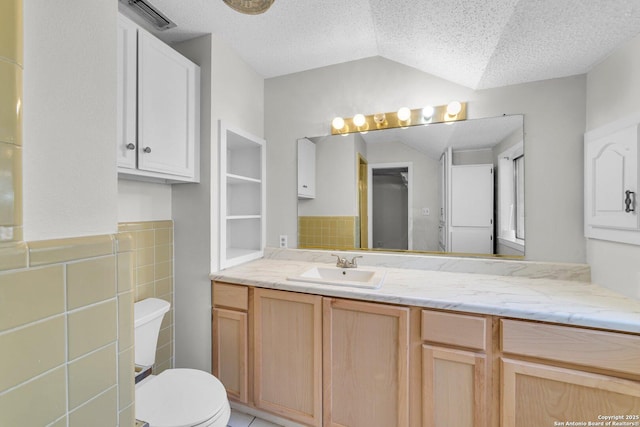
[126,143,136,150]
[143,147,152,153]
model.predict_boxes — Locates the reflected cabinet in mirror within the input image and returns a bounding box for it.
[297,115,525,258]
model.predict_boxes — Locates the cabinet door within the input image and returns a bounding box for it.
[116,16,137,169]
[298,138,316,198]
[501,358,640,427]
[137,30,199,179]
[585,124,638,230]
[253,289,322,427]
[212,308,248,403]
[323,298,409,427]
[422,346,487,427]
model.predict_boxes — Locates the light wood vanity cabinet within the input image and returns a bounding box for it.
[323,298,410,427]
[500,320,640,427]
[212,281,640,427]
[420,310,492,427]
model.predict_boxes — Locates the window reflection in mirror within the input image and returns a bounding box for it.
[297,115,525,259]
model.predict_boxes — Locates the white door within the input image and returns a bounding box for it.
[585,124,638,230]
[451,165,493,227]
[137,30,198,179]
[450,164,494,254]
[116,16,137,170]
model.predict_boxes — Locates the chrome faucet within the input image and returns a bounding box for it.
[331,254,362,268]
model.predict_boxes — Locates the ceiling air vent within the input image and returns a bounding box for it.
[121,0,176,31]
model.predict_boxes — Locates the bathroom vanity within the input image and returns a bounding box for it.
[211,253,640,427]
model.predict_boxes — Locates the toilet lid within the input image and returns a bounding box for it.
[136,369,228,427]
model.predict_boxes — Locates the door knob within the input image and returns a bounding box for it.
[126,143,136,150]
[143,147,152,153]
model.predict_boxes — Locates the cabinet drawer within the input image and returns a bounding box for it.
[213,283,248,310]
[501,319,640,376]
[421,310,486,351]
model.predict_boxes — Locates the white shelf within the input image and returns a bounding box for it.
[227,173,261,185]
[226,215,262,220]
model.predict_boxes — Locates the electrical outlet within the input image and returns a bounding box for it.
[421,207,430,216]
[279,235,288,248]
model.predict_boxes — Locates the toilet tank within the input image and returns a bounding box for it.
[134,298,170,367]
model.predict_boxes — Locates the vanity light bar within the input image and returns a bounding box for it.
[331,102,467,135]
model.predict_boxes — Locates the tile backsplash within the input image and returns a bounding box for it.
[298,216,357,250]
[0,0,23,244]
[0,234,135,426]
[119,220,175,373]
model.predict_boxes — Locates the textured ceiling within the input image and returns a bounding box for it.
[129,0,640,89]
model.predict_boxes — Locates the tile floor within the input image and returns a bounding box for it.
[227,409,283,427]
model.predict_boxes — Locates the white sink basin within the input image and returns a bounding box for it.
[288,266,386,289]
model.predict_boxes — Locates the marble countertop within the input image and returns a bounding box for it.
[212,258,640,334]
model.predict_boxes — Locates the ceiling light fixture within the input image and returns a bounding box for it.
[329,102,467,135]
[222,0,275,15]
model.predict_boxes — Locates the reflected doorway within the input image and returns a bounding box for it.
[368,163,412,250]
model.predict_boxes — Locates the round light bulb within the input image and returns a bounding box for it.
[332,117,345,130]
[353,114,366,127]
[446,101,462,116]
[397,107,411,122]
[422,106,435,119]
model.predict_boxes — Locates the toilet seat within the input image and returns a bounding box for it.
[136,368,230,427]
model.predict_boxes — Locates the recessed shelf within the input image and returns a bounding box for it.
[227,173,262,185]
[220,121,266,269]
[227,215,262,220]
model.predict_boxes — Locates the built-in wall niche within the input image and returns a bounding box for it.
[219,121,266,268]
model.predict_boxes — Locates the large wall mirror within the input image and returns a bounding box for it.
[297,114,525,258]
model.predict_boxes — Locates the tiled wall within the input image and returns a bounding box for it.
[298,216,357,250]
[0,0,23,243]
[119,221,174,373]
[0,234,136,426]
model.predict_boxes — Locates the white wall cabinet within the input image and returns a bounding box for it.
[219,121,266,269]
[297,138,316,198]
[117,15,200,183]
[585,118,639,245]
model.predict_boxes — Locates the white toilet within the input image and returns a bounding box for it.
[134,298,231,427]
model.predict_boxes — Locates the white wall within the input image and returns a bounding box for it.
[117,180,172,222]
[266,56,587,263]
[586,34,640,299]
[23,0,118,241]
[172,34,264,371]
[299,134,358,216]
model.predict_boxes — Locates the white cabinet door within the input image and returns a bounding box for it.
[585,124,638,231]
[297,138,316,198]
[116,16,137,170]
[136,29,199,179]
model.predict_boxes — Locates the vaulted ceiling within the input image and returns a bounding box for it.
[135,0,640,89]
